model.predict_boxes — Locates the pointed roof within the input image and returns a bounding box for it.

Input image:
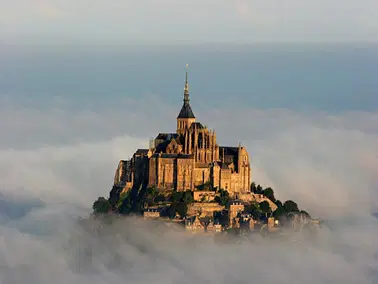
[177,64,195,119]
[178,104,195,119]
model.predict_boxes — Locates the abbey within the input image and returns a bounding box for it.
[114,65,251,196]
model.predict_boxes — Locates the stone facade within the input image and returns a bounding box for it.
[229,201,245,228]
[113,65,251,197]
[143,208,161,219]
[185,215,222,233]
[185,216,205,232]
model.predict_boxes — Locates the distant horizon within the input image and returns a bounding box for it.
[3,41,378,49]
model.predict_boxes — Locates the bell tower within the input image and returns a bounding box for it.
[177,64,196,134]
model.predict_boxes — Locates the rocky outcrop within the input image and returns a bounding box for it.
[114,160,132,187]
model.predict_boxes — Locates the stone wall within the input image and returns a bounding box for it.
[148,157,158,187]
[193,191,216,202]
[143,211,160,219]
[230,173,241,194]
[193,167,211,187]
[211,163,220,189]
[187,203,225,216]
[219,168,232,191]
[176,158,194,191]
[238,147,251,192]
[159,157,176,189]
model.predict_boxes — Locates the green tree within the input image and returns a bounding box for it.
[118,196,132,214]
[155,194,166,203]
[259,201,272,216]
[144,187,159,205]
[283,200,299,213]
[93,197,111,214]
[175,202,188,218]
[245,202,262,220]
[214,211,228,225]
[275,199,283,207]
[256,184,263,194]
[263,187,276,202]
[116,192,130,208]
[273,205,286,219]
[169,202,188,218]
[116,191,133,214]
[182,191,194,204]
[215,189,230,206]
[171,192,183,203]
[167,206,176,219]
[250,182,257,193]
[146,186,156,195]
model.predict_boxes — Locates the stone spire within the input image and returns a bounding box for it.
[183,64,190,105]
[177,64,195,119]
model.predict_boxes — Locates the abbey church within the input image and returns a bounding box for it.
[114,65,251,196]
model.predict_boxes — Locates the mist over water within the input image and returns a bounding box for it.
[0,45,378,283]
[1,203,378,284]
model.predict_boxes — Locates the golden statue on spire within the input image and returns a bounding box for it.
[184,64,189,93]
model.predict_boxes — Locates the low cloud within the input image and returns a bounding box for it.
[0,211,378,284]
[0,95,377,283]
[1,96,377,215]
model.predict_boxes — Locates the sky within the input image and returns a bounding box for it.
[1,0,378,45]
[1,1,378,283]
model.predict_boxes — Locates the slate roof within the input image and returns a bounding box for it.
[219,146,239,169]
[177,103,195,119]
[135,149,148,155]
[189,122,205,129]
[155,140,170,152]
[155,133,179,140]
[219,146,239,156]
[151,153,193,159]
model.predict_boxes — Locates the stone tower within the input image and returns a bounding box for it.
[177,64,196,134]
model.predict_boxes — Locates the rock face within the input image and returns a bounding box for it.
[113,160,133,191]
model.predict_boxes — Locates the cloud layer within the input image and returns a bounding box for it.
[1,97,377,216]
[0,94,377,283]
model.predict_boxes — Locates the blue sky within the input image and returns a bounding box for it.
[1,45,377,113]
[1,0,378,45]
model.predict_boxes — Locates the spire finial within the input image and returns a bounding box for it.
[183,64,190,105]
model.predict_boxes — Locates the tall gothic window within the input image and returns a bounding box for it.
[198,132,203,148]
